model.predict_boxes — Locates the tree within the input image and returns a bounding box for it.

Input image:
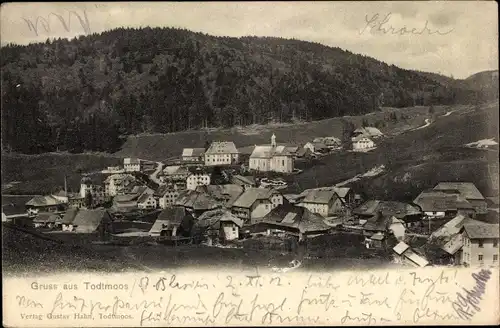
[85,191,93,209]
[362,118,369,127]
[428,105,435,115]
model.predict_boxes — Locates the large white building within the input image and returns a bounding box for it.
[186,171,211,190]
[204,141,239,166]
[249,134,295,173]
[352,135,375,151]
[124,158,141,172]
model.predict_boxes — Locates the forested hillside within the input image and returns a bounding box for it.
[1,27,496,154]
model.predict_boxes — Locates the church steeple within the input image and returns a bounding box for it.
[271,133,276,147]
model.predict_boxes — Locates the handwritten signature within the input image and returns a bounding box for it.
[452,269,492,321]
[360,13,454,36]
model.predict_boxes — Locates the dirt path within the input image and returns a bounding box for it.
[414,118,432,130]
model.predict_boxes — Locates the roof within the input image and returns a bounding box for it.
[353,200,422,219]
[363,214,392,232]
[313,137,341,145]
[73,209,111,233]
[182,148,205,157]
[441,234,464,255]
[371,232,385,241]
[354,127,383,137]
[462,221,500,239]
[196,209,244,230]
[154,185,180,197]
[262,204,331,234]
[195,184,244,207]
[149,207,192,234]
[431,215,469,239]
[414,190,473,211]
[58,208,79,225]
[231,187,278,208]
[124,158,140,164]
[33,213,59,223]
[26,195,62,207]
[433,182,485,200]
[104,173,136,185]
[137,192,154,204]
[296,148,312,157]
[404,249,429,267]
[393,241,410,255]
[231,175,255,186]
[174,190,222,211]
[250,145,294,158]
[205,141,238,154]
[352,135,374,142]
[163,166,190,176]
[311,142,327,150]
[302,190,337,204]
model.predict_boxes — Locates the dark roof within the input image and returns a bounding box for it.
[57,208,79,224]
[175,190,222,211]
[363,215,392,232]
[232,188,278,208]
[73,209,111,233]
[195,209,244,231]
[413,190,473,211]
[26,195,62,207]
[433,182,485,200]
[195,184,244,207]
[33,213,59,223]
[462,220,499,239]
[262,204,331,234]
[182,148,205,157]
[353,200,422,219]
[149,207,193,233]
[137,192,154,204]
[302,190,337,204]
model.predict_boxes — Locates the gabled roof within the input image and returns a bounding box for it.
[26,195,62,207]
[250,145,294,158]
[414,190,473,211]
[462,221,499,239]
[137,192,154,204]
[73,209,111,233]
[163,166,190,176]
[353,200,422,219]
[195,209,244,230]
[302,190,337,204]
[195,184,244,208]
[393,241,410,255]
[182,148,205,157]
[149,207,193,234]
[430,215,469,239]
[124,158,140,164]
[354,127,383,137]
[262,204,331,234]
[231,187,278,208]
[231,175,256,186]
[404,249,429,267]
[205,141,238,154]
[154,185,180,197]
[174,190,222,211]
[58,208,79,225]
[433,182,485,200]
[33,213,59,223]
[352,135,374,142]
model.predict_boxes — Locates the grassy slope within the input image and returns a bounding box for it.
[1,152,122,194]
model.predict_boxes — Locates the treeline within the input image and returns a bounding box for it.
[1,27,495,154]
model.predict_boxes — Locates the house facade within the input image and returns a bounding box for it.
[352,135,375,150]
[249,134,295,173]
[80,177,107,206]
[137,191,157,210]
[157,187,181,209]
[304,141,328,154]
[104,174,136,197]
[231,188,284,223]
[186,172,211,190]
[124,158,141,172]
[182,148,205,163]
[460,221,499,267]
[298,190,344,217]
[204,141,239,166]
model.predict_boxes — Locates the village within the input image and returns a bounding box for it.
[2,127,499,270]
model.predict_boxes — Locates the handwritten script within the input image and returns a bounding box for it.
[360,13,454,36]
[4,268,498,326]
[22,10,91,36]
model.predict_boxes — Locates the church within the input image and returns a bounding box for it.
[249,134,295,173]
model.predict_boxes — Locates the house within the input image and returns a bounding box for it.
[353,200,423,227]
[112,186,154,212]
[362,214,406,249]
[313,137,342,149]
[2,201,29,222]
[297,190,344,217]
[204,141,239,166]
[68,196,86,209]
[33,213,59,229]
[304,141,329,154]
[25,195,66,217]
[296,147,313,159]
[182,148,205,163]
[149,207,195,238]
[160,166,190,183]
[56,208,79,231]
[79,176,107,206]
[104,174,136,197]
[194,209,244,244]
[393,242,429,268]
[460,220,499,267]
[353,127,384,139]
[72,208,113,234]
[195,184,244,208]
[174,190,222,217]
[137,189,157,210]
[155,185,181,209]
[231,187,284,223]
[259,204,331,239]
[186,169,211,190]
[249,134,295,173]
[124,158,141,172]
[413,189,476,219]
[351,135,376,150]
[433,182,488,214]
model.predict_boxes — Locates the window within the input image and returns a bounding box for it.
[494,255,498,262]
[478,254,483,261]
[494,240,498,248]
[478,240,484,248]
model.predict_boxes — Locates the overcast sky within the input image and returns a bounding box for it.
[1,1,498,79]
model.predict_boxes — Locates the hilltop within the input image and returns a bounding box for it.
[1,27,496,155]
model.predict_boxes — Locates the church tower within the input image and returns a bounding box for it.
[271,133,276,147]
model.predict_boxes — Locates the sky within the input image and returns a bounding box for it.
[1,1,498,79]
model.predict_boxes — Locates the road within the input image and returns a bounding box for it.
[138,159,164,185]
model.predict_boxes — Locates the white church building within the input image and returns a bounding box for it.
[249,134,295,173]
